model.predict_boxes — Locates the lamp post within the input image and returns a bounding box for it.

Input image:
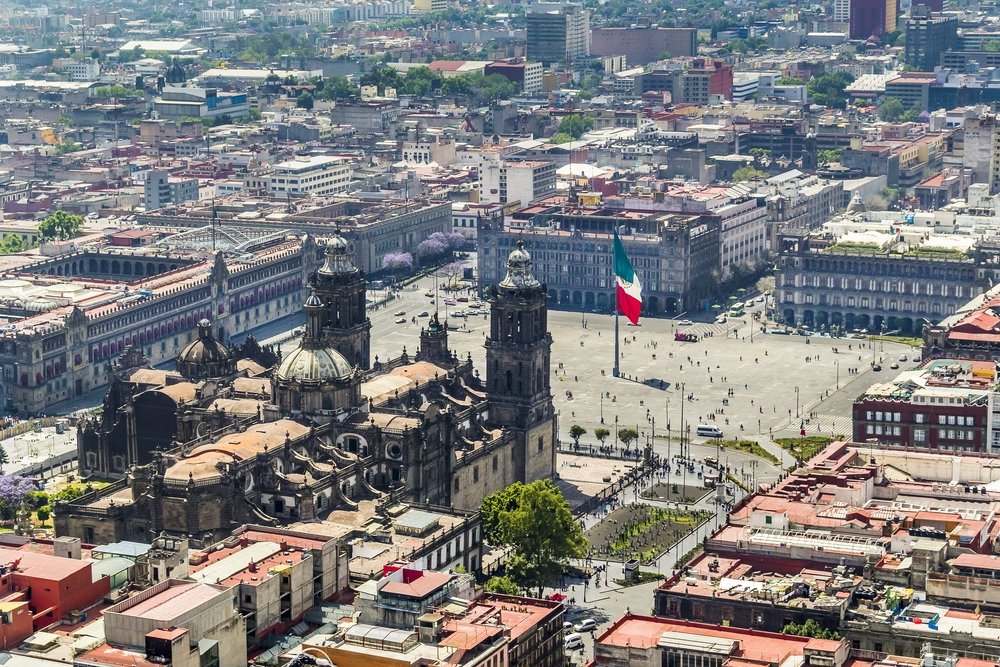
[836,360,840,390]
[600,392,604,424]
[795,385,800,419]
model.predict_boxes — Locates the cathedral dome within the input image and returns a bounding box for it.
[499,240,540,289]
[176,319,234,379]
[318,233,356,276]
[275,343,354,383]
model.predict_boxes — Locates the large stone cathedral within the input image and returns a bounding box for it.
[59,237,557,547]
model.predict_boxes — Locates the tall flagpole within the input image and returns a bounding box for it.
[613,230,620,378]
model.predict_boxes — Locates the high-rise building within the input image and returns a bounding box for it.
[849,0,897,40]
[833,0,851,22]
[143,170,199,211]
[526,3,590,67]
[590,27,697,65]
[905,5,959,70]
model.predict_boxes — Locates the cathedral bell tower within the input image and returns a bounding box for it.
[311,233,372,370]
[485,241,556,483]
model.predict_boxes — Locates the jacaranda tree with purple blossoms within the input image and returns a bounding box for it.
[0,475,35,520]
[381,252,413,273]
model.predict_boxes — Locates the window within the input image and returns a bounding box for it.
[537,436,544,452]
[492,455,498,472]
[473,466,479,483]
[454,477,460,492]
[765,515,773,525]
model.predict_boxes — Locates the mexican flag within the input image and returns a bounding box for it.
[614,230,642,325]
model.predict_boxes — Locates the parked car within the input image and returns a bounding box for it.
[565,633,584,651]
[575,619,597,633]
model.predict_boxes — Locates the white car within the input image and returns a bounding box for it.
[394,317,406,324]
[756,295,765,303]
[393,310,406,316]
[678,319,694,326]
[898,354,908,362]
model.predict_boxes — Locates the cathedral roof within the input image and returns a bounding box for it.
[499,240,540,289]
[177,319,232,367]
[318,233,356,275]
[275,344,354,384]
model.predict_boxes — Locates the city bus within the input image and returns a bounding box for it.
[728,302,745,317]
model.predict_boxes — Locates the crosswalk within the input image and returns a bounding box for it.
[787,413,853,437]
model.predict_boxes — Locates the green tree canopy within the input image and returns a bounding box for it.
[594,427,610,444]
[878,97,905,122]
[775,76,804,85]
[484,576,522,595]
[817,148,842,164]
[806,72,854,109]
[38,211,83,241]
[569,424,587,445]
[482,480,586,597]
[549,132,574,145]
[733,166,767,182]
[783,618,840,639]
[557,114,595,140]
[0,234,24,255]
[618,427,639,448]
[480,481,524,544]
[317,76,359,100]
[296,91,314,109]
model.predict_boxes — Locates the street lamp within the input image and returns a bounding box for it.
[836,360,840,390]
[794,385,800,419]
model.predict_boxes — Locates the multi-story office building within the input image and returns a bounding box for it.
[775,214,1000,334]
[590,26,697,65]
[144,170,199,211]
[153,86,249,121]
[267,155,353,197]
[329,100,400,134]
[526,4,590,66]
[833,0,851,22]
[478,196,720,314]
[852,359,1000,455]
[905,7,959,71]
[484,59,544,93]
[849,0,897,39]
[478,157,556,205]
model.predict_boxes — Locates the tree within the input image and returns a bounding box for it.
[783,618,840,639]
[0,234,24,254]
[806,72,854,109]
[480,482,523,544]
[569,425,586,446]
[380,252,413,273]
[557,114,594,140]
[0,475,35,516]
[986,40,1000,52]
[487,480,586,597]
[775,76,804,85]
[484,576,522,595]
[0,445,8,472]
[36,507,50,522]
[296,92,314,109]
[51,484,87,503]
[594,427,610,445]
[878,98,905,122]
[748,148,771,161]
[817,149,842,164]
[618,427,638,449]
[732,166,767,182]
[38,210,83,241]
[318,76,359,100]
[548,132,574,145]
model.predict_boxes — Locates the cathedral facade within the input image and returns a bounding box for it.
[59,238,557,548]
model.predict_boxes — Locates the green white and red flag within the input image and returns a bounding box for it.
[613,230,642,325]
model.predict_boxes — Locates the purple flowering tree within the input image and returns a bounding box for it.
[381,252,414,273]
[0,475,35,519]
[446,232,467,250]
